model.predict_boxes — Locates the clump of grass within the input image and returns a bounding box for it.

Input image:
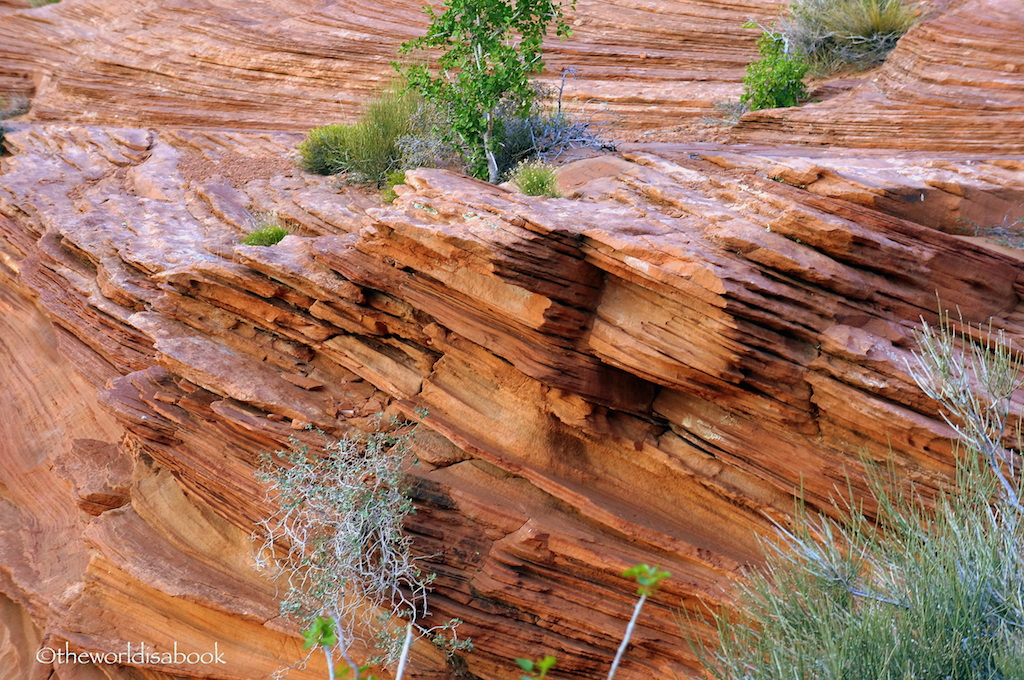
[29,0,60,6]
[511,160,561,198]
[242,211,289,246]
[297,124,350,176]
[380,170,407,204]
[0,93,30,119]
[781,0,919,75]
[297,85,419,187]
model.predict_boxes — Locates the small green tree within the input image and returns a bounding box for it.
[740,25,809,111]
[397,0,575,183]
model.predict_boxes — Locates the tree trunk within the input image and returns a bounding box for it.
[484,112,499,184]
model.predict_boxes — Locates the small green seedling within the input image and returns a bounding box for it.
[303,617,375,680]
[516,655,557,680]
[623,563,671,597]
[606,564,670,680]
[304,616,339,650]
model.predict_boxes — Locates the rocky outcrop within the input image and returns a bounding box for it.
[3,116,1023,678]
[2,0,1024,678]
[731,0,1024,152]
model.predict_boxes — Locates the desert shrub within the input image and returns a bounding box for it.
[253,419,469,679]
[380,170,407,204]
[701,100,748,127]
[398,0,576,183]
[741,27,809,111]
[399,80,611,184]
[254,421,426,678]
[695,314,1024,680]
[397,99,461,172]
[297,86,419,187]
[492,74,615,181]
[29,0,60,7]
[242,211,289,246]
[956,216,1024,249]
[511,160,561,198]
[781,0,919,74]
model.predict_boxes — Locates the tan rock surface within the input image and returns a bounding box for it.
[1,0,1023,678]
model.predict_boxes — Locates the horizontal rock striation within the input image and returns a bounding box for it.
[731,0,1024,152]
[0,0,778,131]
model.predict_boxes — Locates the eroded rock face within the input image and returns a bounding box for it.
[1,0,1023,679]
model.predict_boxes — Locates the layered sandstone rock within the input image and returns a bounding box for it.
[0,0,781,131]
[3,116,1023,678]
[730,0,1024,152]
[2,0,1024,678]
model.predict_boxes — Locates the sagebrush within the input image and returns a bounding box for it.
[254,421,427,677]
[488,73,615,180]
[253,419,469,679]
[0,93,29,119]
[956,216,1024,249]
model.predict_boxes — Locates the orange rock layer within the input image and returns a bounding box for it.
[1,0,1023,679]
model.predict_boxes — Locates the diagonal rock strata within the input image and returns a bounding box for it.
[2,0,1024,676]
[2,109,1022,678]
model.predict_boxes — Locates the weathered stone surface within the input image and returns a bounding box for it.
[2,0,1024,678]
[0,0,780,132]
[3,109,1023,678]
[729,0,1024,152]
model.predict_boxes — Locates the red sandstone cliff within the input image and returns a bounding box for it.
[0,0,1023,679]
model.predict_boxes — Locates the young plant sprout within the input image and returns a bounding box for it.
[516,655,557,680]
[606,564,670,680]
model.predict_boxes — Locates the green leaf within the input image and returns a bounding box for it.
[516,658,535,672]
[623,563,670,596]
[302,616,338,649]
